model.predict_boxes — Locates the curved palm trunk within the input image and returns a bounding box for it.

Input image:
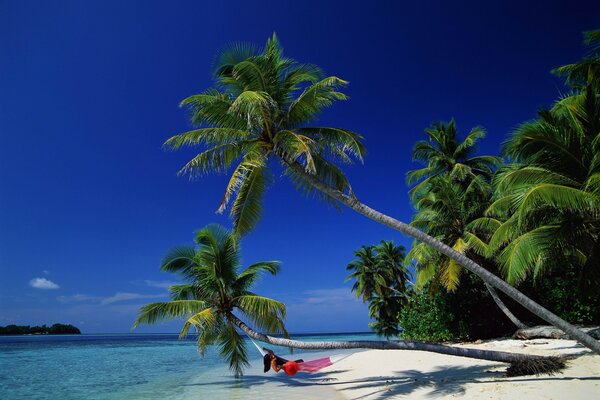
[283,160,600,355]
[229,314,563,376]
[485,283,528,330]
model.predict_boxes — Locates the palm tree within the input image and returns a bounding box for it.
[133,224,287,377]
[406,175,528,330]
[405,120,527,329]
[345,241,410,337]
[230,315,564,377]
[486,56,600,293]
[136,227,564,377]
[406,120,501,201]
[164,34,600,354]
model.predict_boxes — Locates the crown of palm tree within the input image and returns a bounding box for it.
[406,119,501,202]
[165,34,366,237]
[133,224,287,377]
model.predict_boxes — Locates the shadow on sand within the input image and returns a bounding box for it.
[187,360,600,400]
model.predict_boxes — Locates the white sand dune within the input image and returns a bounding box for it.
[321,339,599,400]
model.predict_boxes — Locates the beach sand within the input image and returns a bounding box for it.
[322,338,599,400]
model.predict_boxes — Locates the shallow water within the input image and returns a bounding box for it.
[0,333,375,399]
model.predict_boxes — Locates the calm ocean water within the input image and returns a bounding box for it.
[0,332,376,400]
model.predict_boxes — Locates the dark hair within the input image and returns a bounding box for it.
[263,354,271,373]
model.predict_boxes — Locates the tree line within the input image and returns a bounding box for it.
[0,324,81,335]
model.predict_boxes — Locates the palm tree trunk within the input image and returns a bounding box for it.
[485,283,528,330]
[282,159,600,355]
[229,314,563,375]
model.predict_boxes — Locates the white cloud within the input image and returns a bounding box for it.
[29,277,60,290]
[42,270,50,275]
[100,292,164,305]
[302,287,358,305]
[144,280,179,289]
[57,294,102,303]
[57,292,165,305]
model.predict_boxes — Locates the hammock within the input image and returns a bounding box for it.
[248,336,352,373]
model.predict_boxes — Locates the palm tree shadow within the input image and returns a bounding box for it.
[187,365,503,398]
[186,369,352,390]
[333,364,502,400]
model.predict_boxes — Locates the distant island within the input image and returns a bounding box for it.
[0,323,81,335]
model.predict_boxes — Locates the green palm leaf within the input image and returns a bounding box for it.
[133,300,208,327]
[179,307,216,339]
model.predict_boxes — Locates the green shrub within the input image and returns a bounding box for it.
[399,288,456,342]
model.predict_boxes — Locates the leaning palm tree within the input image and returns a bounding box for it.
[135,227,563,377]
[133,224,287,377]
[164,34,600,354]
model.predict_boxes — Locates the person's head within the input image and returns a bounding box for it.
[263,354,271,373]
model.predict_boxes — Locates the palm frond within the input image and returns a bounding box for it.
[298,127,366,163]
[235,295,287,333]
[160,246,197,275]
[164,128,253,149]
[273,130,317,173]
[230,160,272,237]
[176,142,247,179]
[286,76,348,126]
[498,226,559,284]
[283,155,353,205]
[133,300,209,327]
[219,321,249,377]
[516,184,597,226]
[234,261,281,292]
[179,307,216,339]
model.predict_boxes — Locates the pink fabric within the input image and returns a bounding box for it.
[296,357,333,372]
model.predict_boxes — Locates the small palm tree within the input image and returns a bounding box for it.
[133,224,287,377]
[165,34,600,354]
[346,241,410,337]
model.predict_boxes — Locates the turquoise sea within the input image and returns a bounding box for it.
[0,332,375,400]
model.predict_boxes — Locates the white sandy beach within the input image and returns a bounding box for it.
[322,339,599,400]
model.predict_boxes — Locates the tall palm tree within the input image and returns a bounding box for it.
[164,34,600,354]
[405,121,527,329]
[133,224,287,377]
[346,241,410,337]
[406,120,501,201]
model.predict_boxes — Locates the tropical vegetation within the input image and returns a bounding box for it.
[345,241,410,337]
[400,29,600,340]
[133,224,287,377]
[163,33,600,354]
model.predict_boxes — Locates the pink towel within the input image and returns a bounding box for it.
[296,356,333,372]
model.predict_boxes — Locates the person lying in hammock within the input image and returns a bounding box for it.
[262,348,304,376]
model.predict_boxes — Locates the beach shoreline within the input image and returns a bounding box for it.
[321,338,599,400]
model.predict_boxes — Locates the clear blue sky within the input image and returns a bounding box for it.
[1,0,598,333]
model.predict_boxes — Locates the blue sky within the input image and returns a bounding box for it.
[1,0,598,333]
